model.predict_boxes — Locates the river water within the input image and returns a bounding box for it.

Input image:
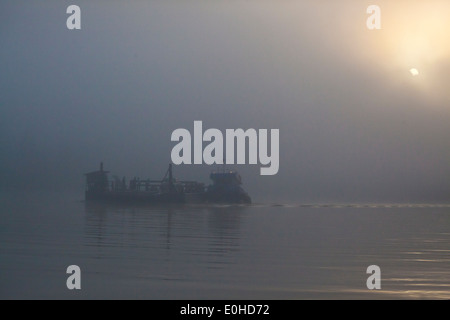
[1,190,449,299]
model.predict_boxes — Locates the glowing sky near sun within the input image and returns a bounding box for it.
[361,2,450,97]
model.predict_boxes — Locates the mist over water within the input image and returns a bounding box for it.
[1,1,450,203]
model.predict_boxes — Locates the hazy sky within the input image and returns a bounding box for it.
[1,1,450,202]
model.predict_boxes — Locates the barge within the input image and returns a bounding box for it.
[84,163,251,204]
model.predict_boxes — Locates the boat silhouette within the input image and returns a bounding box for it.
[85,163,251,204]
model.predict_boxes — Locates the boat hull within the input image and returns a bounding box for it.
[85,191,185,204]
[85,190,251,205]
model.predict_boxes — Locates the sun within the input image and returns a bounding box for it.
[409,68,419,76]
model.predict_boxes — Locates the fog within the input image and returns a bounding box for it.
[1,1,450,203]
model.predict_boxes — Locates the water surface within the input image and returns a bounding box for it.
[1,191,449,299]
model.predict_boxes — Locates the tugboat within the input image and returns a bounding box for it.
[84,163,251,204]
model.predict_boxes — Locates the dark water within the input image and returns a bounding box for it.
[1,191,449,299]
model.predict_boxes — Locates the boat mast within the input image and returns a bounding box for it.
[168,163,174,193]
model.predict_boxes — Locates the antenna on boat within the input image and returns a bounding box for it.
[162,163,175,193]
[168,163,174,193]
